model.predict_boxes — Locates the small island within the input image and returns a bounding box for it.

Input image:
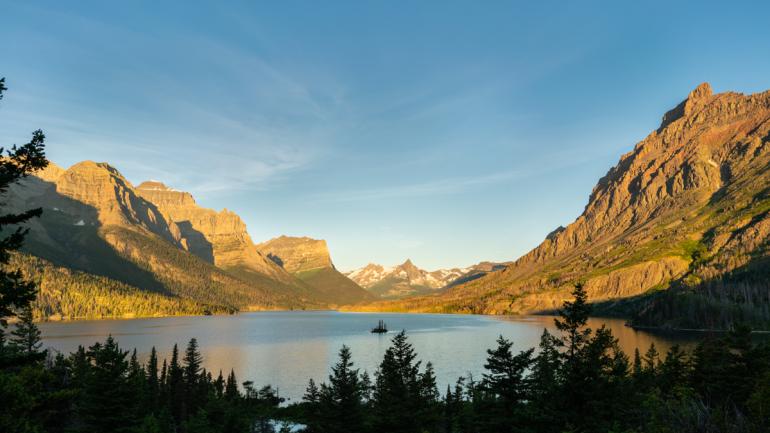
[371,319,388,333]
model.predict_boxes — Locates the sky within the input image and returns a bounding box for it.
[2,1,770,271]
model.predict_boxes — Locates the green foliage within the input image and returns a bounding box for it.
[0,77,48,328]
[9,254,228,320]
[372,330,440,433]
[8,306,44,362]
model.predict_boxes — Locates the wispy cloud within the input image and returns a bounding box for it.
[314,171,521,203]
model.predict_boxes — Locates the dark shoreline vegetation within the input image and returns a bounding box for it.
[2,285,770,433]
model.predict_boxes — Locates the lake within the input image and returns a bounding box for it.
[39,311,705,402]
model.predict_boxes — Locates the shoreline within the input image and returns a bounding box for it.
[31,307,770,334]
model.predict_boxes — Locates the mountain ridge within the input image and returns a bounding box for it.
[352,83,770,329]
[7,161,366,318]
[345,259,508,299]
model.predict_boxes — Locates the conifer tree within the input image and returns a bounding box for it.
[529,329,562,430]
[317,345,365,433]
[214,370,225,398]
[373,330,434,433]
[554,283,592,361]
[303,378,320,404]
[479,336,534,432]
[225,369,239,400]
[643,343,660,373]
[147,347,160,412]
[0,77,48,334]
[167,343,185,424]
[9,305,43,360]
[183,338,203,385]
[79,336,138,433]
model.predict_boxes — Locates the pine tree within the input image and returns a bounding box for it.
[659,345,690,396]
[146,347,160,412]
[554,283,592,361]
[303,378,320,404]
[78,336,138,433]
[167,343,184,425]
[9,305,44,360]
[0,76,48,343]
[632,348,643,378]
[214,370,225,398]
[225,369,239,400]
[317,345,365,433]
[479,335,534,432]
[643,343,660,373]
[183,338,204,414]
[183,338,203,385]
[373,331,430,433]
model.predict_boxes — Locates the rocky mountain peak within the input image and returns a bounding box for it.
[659,82,714,130]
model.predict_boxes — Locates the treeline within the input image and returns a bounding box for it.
[296,285,770,433]
[2,285,770,432]
[0,323,286,432]
[10,254,230,320]
[632,262,770,330]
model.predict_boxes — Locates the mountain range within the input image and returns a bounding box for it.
[6,82,769,329]
[345,260,507,298]
[354,83,770,329]
[7,161,371,319]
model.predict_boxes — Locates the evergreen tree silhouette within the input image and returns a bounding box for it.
[78,336,138,433]
[8,305,44,362]
[477,335,533,433]
[318,345,366,433]
[0,77,48,342]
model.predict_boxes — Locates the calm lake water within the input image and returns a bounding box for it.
[39,311,705,402]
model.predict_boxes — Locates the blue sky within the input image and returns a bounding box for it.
[2,1,770,271]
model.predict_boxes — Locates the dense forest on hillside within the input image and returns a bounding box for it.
[9,254,229,320]
[2,285,770,433]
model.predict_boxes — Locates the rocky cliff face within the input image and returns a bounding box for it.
[257,236,373,304]
[135,181,293,284]
[256,236,334,273]
[48,161,185,246]
[346,260,506,299]
[358,84,770,328]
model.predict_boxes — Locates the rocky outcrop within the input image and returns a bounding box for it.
[256,236,334,273]
[135,181,293,284]
[257,236,373,304]
[50,161,185,246]
[358,83,770,322]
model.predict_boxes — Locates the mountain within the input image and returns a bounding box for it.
[356,83,770,329]
[134,181,306,290]
[6,161,362,318]
[256,236,374,305]
[345,260,507,299]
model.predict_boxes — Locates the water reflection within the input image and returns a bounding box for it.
[39,311,703,402]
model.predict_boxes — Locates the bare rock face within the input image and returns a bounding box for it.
[135,181,293,284]
[256,236,334,274]
[361,83,770,317]
[52,161,184,246]
[256,236,373,304]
